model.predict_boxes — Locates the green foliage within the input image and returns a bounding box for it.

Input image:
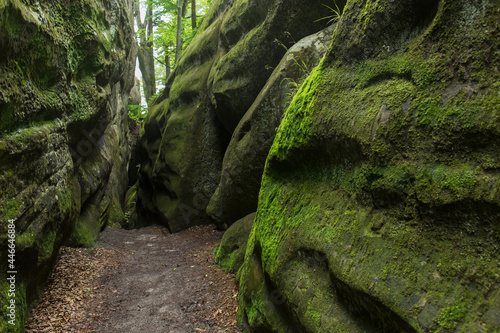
[315,0,342,25]
[143,0,211,72]
[128,104,148,125]
[275,32,310,75]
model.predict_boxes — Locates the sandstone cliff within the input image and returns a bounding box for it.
[0,0,136,330]
[134,0,332,232]
[237,0,500,332]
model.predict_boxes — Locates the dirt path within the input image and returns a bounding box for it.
[25,225,240,333]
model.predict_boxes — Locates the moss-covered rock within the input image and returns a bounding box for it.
[238,0,500,332]
[0,0,136,330]
[215,212,255,273]
[207,24,336,229]
[136,0,336,232]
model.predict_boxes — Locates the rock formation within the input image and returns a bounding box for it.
[214,212,255,273]
[3,0,496,331]
[237,0,500,332]
[134,0,333,232]
[0,0,136,330]
[207,24,336,229]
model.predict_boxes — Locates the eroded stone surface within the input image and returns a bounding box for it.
[207,24,336,229]
[135,0,332,232]
[0,0,136,330]
[238,0,500,332]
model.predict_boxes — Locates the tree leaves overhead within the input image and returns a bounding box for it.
[148,0,210,61]
[134,0,211,105]
[148,0,178,19]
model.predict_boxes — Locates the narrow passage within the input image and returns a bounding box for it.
[25,225,240,333]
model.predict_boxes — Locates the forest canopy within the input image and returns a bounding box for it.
[134,0,211,107]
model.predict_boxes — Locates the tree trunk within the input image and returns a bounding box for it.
[191,0,196,30]
[175,0,185,64]
[134,0,156,105]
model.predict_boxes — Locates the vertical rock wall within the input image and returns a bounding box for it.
[207,24,337,229]
[135,0,335,232]
[238,0,500,332]
[0,0,136,330]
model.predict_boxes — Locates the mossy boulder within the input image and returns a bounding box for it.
[215,212,255,273]
[136,0,335,232]
[238,0,500,332]
[0,0,136,331]
[207,24,336,229]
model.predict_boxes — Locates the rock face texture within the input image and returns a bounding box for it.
[238,1,500,332]
[214,212,255,273]
[0,0,136,330]
[207,24,336,229]
[135,0,333,232]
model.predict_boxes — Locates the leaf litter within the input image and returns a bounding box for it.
[25,225,240,332]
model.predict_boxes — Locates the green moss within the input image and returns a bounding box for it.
[270,65,324,161]
[57,188,74,214]
[415,96,479,130]
[237,0,500,330]
[242,165,499,330]
[2,7,23,37]
[215,244,240,272]
[1,197,21,221]
[0,105,16,134]
[125,183,137,213]
[176,15,220,72]
[40,231,56,263]
[413,163,484,204]
[29,31,49,60]
[16,232,36,249]
[436,301,468,329]
[68,219,98,248]
[210,20,265,85]
[68,88,92,122]
[107,200,124,227]
[78,44,106,78]
[355,56,434,88]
